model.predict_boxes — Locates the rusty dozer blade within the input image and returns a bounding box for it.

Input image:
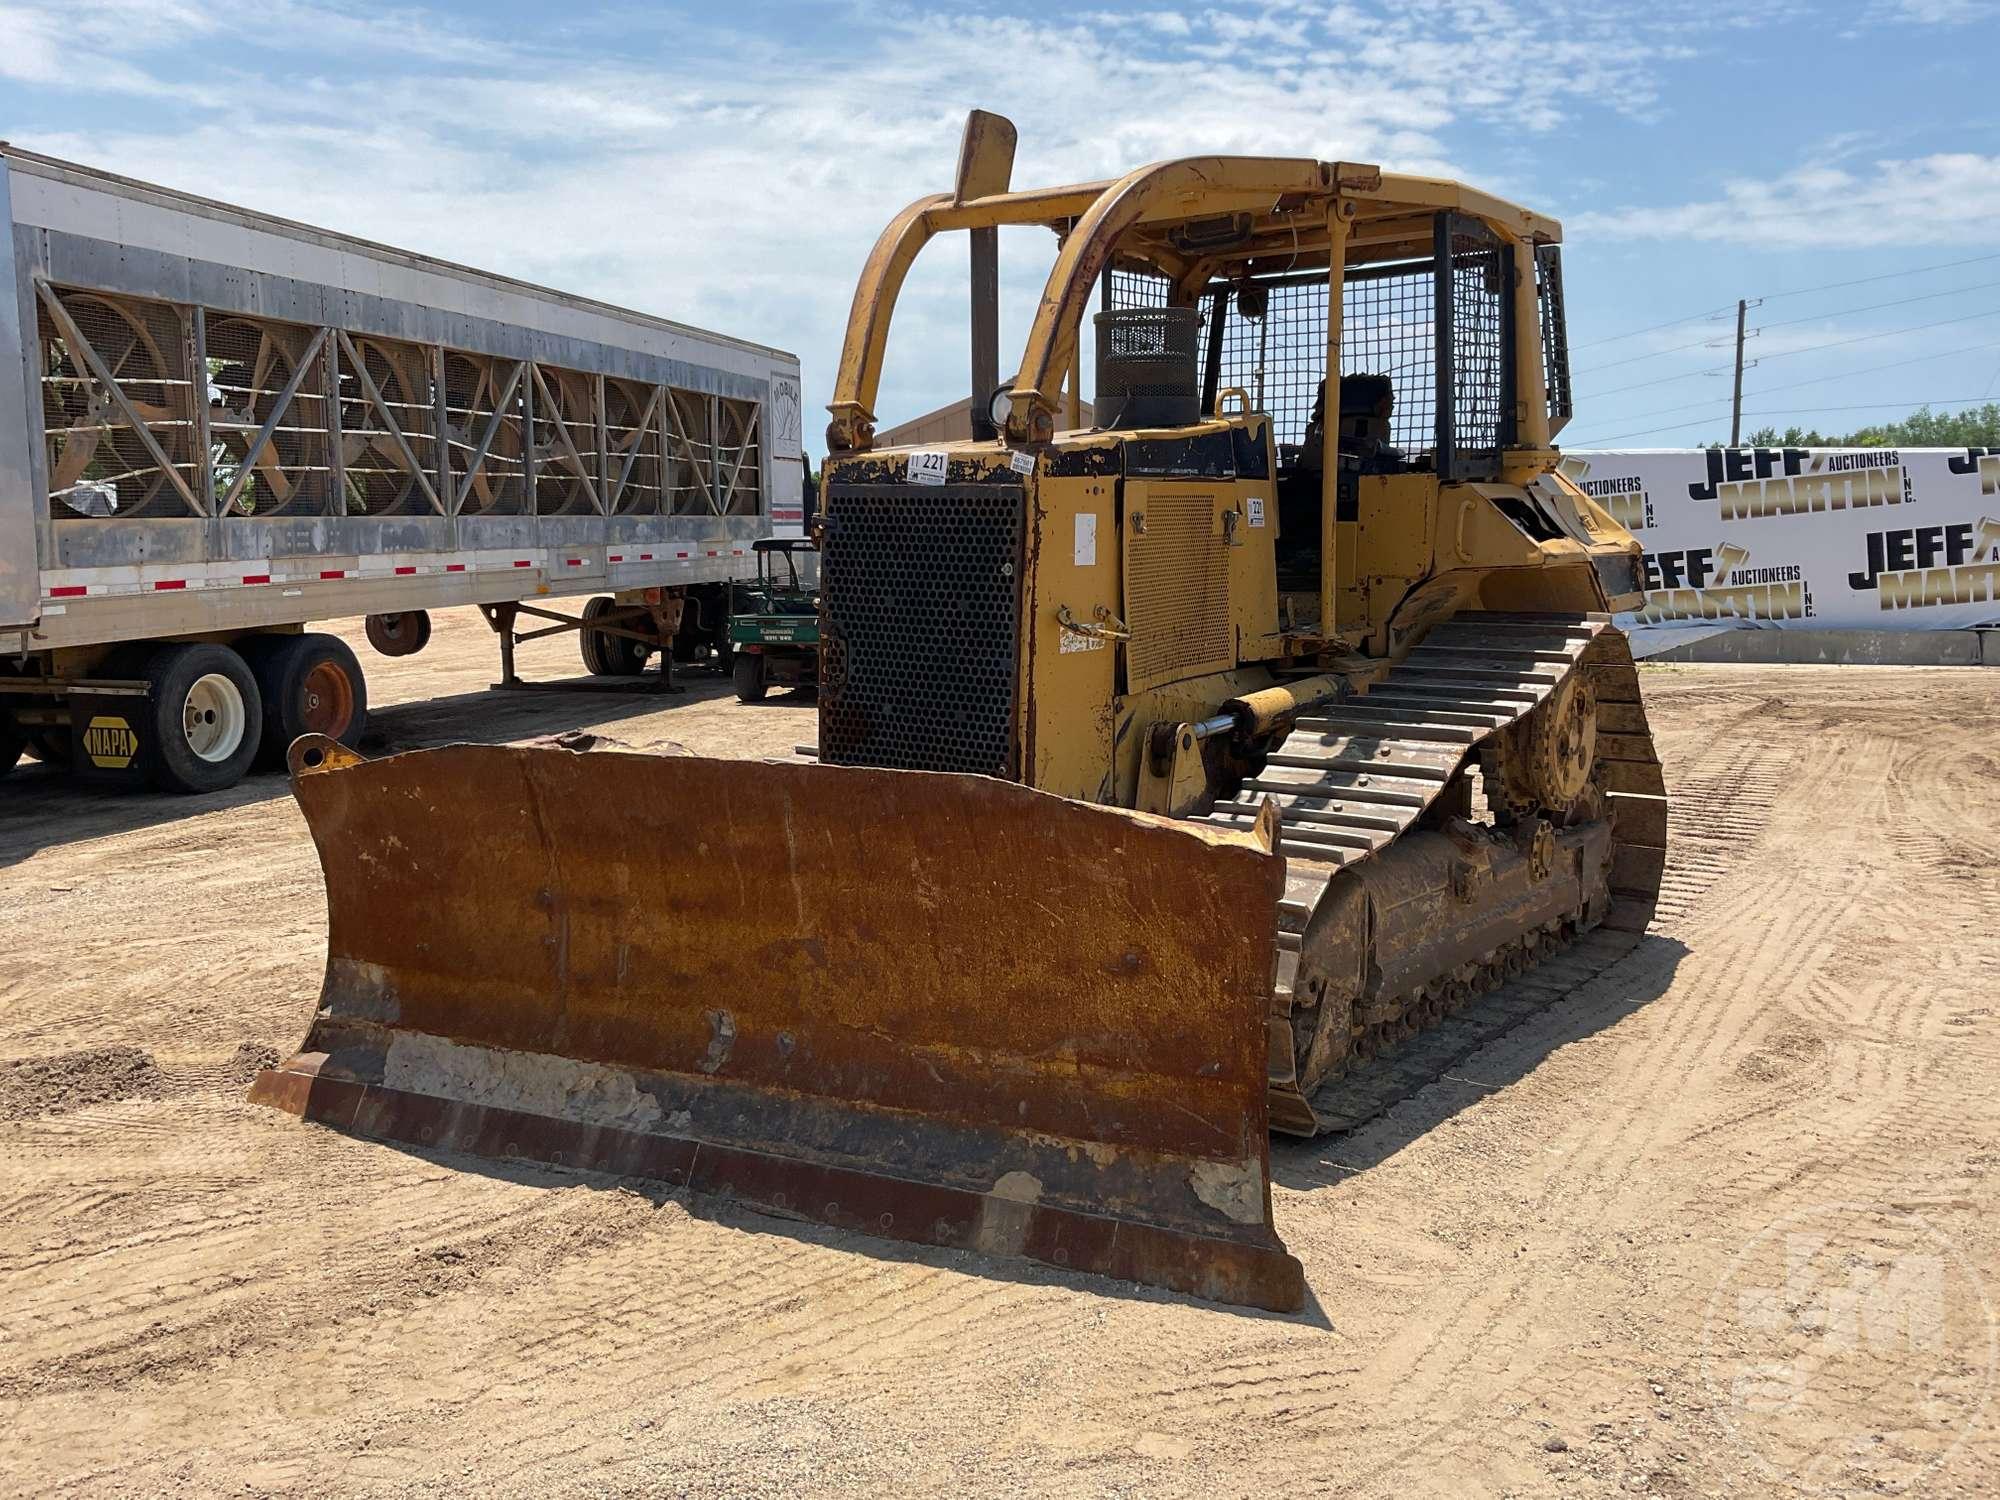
[252,737,1305,1313]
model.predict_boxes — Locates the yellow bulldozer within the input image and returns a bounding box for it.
[253,113,1666,1314]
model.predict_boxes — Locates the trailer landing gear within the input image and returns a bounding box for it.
[479,595,683,694]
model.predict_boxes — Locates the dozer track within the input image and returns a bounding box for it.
[1192,612,1668,1136]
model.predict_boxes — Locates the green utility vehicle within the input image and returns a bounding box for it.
[727,537,819,702]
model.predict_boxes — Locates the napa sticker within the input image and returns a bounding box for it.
[82,715,139,769]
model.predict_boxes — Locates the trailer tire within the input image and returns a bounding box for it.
[0,709,23,779]
[732,652,769,703]
[365,610,432,658]
[28,727,73,769]
[241,633,369,768]
[145,643,263,794]
[580,596,651,677]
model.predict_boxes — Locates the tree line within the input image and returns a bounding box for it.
[1709,402,2000,449]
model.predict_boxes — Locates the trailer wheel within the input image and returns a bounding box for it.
[241,633,369,768]
[365,610,432,658]
[732,652,769,703]
[0,709,23,779]
[28,727,73,769]
[580,596,651,676]
[145,643,263,794]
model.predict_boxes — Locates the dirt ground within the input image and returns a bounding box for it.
[2,611,1996,1498]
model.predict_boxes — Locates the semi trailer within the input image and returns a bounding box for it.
[0,144,804,792]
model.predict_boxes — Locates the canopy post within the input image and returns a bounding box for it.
[1319,200,1352,640]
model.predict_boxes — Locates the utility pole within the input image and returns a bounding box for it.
[1729,298,1748,446]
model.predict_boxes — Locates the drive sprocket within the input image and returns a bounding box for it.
[1497,669,1596,815]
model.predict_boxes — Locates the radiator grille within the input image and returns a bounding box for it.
[819,481,1023,777]
[1126,489,1229,690]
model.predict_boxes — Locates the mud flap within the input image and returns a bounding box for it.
[251,738,1305,1313]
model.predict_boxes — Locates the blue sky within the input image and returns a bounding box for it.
[3,0,1996,449]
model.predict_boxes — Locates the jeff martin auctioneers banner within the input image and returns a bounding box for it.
[1562,447,2000,636]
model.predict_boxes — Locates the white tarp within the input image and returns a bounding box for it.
[1563,448,2000,644]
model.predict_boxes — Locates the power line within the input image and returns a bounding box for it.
[1757,278,2000,331]
[1562,340,2000,445]
[1578,280,2000,379]
[1575,329,1738,377]
[1568,250,2000,353]
[1753,339,2000,398]
[1583,362,1734,401]
[1594,339,2000,430]
[1572,305,1733,353]
[1580,308,2000,403]
[1570,396,1998,446]
[1755,307,2000,364]
[1759,250,2000,302]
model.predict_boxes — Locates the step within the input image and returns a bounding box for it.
[1207,811,1386,854]
[1411,642,1580,667]
[1267,747,1455,783]
[1375,673,1552,702]
[1392,668,1560,692]
[1264,800,1409,834]
[1338,701,1514,729]
[1357,687,1535,720]
[1284,868,1335,907]
[1242,769,1436,807]
[1430,613,1603,638]
[1295,712,1480,744]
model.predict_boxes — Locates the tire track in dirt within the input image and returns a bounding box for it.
[5,650,1997,1499]
[1083,704,1806,1468]
[1469,678,2000,1495]
[1238,696,1891,1486]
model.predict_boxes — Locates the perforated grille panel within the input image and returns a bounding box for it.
[1125,488,1229,691]
[820,481,1023,777]
[1537,245,1573,434]
[1439,213,1512,477]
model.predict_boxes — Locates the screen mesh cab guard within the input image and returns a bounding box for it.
[1106,212,1519,482]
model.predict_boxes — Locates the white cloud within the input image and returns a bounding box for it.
[3,0,1764,436]
[1880,0,1996,22]
[1572,153,2000,251]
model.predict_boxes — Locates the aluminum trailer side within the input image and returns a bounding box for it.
[0,145,804,791]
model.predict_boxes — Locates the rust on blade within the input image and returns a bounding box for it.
[254,740,1304,1313]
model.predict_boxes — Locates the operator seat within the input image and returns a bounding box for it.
[1298,374,1401,473]
[1275,374,1404,588]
